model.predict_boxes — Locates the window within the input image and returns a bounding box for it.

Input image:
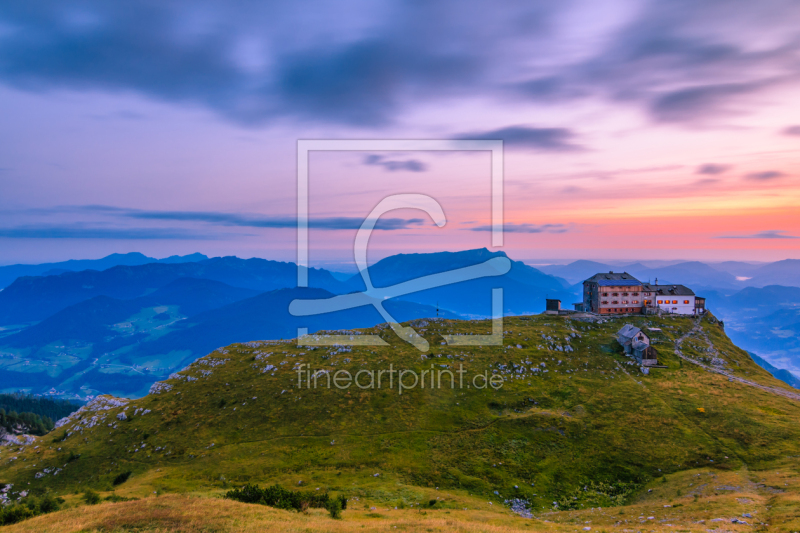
[684,300,689,304]
[672,300,678,304]
[612,300,619,304]
[622,300,628,304]
[601,301,608,304]
[612,292,619,296]
[622,292,629,296]
[633,300,639,304]
[632,292,639,296]
[602,292,608,297]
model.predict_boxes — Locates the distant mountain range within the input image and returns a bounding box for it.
[3,278,260,349]
[748,352,800,389]
[0,284,453,399]
[0,257,344,325]
[0,248,572,399]
[0,252,208,289]
[742,259,800,287]
[539,260,741,289]
[538,258,800,289]
[2,249,799,399]
[345,249,574,317]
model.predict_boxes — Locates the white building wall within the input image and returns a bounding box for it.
[654,295,696,315]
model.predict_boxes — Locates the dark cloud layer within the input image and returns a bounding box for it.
[454,126,582,152]
[0,1,536,127]
[0,225,216,240]
[696,164,731,175]
[717,230,799,239]
[512,1,800,124]
[363,154,427,172]
[470,223,570,234]
[649,81,765,123]
[77,205,427,231]
[744,171,787,181]
[2,1,797,127]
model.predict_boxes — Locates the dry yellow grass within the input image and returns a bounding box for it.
[5,464,799,533]
[3,494,542,533]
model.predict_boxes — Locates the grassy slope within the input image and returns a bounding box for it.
[2,313,800,532]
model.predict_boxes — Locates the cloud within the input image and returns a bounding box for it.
[513,1,800,125]
[363,154,427,172]
[469,223,570,234]
[716,230,799,239]
[696,163,730,175]
[274,37,483,126]
[649,81,765,123]
[783,125,800,136]
[744,171,787,181]
[1,1,798,127]
[0,1,537,127]
[693,178,720,186]
[0,225,218,239]
[454,126,582,152]
[72,205,427,231]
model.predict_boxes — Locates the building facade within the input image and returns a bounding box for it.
[582,272,645,315]
[642,282,705,316]
[582,272,706,316]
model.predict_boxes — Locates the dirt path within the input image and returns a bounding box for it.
[673,322,800,402]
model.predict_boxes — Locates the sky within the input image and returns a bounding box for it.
[1,0,799,268]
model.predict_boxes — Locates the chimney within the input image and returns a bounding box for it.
[609,271,613,274]
[655,277,658,286]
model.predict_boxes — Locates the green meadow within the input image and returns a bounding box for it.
[2,312,799,532]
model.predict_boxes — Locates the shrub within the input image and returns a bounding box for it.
[555,480,640,510]
[326,497,342,519]
[35,493,64,514]
[0,493,63,526]
[113,471,132,486]
[83,489,101,505]
[0,504,36,525]
[225,484,343,516]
